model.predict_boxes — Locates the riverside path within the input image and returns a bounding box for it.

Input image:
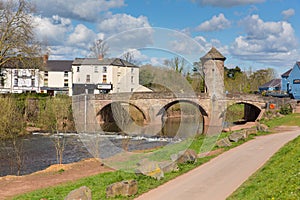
[135,129,300,200]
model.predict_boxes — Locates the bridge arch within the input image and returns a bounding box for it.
[157,100,209,135]
[97,101,147,132]
[158,99,209,117]
[225,101,262,123]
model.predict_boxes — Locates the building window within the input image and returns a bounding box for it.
[77,66,80,72]
[64,79,68,87]
[131,68,134,73]
[102,75,107,83]
[14,70,18,76]
[117,74,121,83]
[14,79,18,86]
[131,76,134,83]
[86,75,90,83]
[131,88,134,92]
[31,70,35,76]
[64,71,68,77]
[103,66,107,73]
[94,66,99,73]
[44,71,48,77]
[31,79,35,87]
[44,78,48,86]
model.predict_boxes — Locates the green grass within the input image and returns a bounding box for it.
[227,135,300,200]
[262,113,300,128]
[13,156,215,200]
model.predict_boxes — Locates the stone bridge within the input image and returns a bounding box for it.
[71,48,297,135]
[72,92,296,134]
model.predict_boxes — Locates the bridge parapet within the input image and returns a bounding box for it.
[94,92,209,100]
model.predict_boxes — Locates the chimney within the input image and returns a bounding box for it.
[98,54,103,60]
[43,54,49,64]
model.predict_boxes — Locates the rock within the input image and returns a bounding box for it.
[136,160,164,180]
[159,161,179,173]
[228,130,247,142]
[216,138,232,147]
[246,127,258,136]
[176,149,198,164]
[64,186,92,200]
[256,123,269,132]
[106,180,138,198]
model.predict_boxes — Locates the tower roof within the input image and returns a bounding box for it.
[201,47,226,61]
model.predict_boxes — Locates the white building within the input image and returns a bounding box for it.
[0,56,151,96]
[72,58,151,95]
[0,59,41,94]
[40,60,73,96]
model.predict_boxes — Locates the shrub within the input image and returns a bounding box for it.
[279,104,292,115]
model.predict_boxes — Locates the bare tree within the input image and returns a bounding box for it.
[89,39,109,58]
[164,56,186,74]
[0,0,41,68]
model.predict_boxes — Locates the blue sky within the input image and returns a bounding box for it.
[31,0,300,76]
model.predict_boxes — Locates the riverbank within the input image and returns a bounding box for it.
[0,158,114,200]
[4,113,300,199]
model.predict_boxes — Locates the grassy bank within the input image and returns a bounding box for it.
[14,136,216,200]
[13,114,300,200]
[227,113,300,200]
[228,135,300,200]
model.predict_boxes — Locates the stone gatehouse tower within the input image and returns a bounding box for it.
[200,47,226,98]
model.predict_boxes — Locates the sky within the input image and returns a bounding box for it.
[31,0,300,76]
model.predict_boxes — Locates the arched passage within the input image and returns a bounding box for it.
[157,100,208,137]
[225,102,261,125]
[97,101,146,132]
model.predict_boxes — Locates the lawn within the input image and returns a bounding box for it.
[227,135,300,200]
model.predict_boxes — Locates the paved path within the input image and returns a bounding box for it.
[136,130,300,200]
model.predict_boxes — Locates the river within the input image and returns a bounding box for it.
[0,117,203,176]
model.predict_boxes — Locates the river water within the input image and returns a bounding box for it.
[0,117,203,176]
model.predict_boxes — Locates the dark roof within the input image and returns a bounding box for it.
[259,79,281,89]
[45,60,73,72]
[200,47,226,61]
[72,58,138,68]
[281,68,292,77]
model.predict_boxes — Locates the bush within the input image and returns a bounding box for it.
[279,104,292,115]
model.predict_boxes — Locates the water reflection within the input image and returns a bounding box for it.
[160,117,203,138]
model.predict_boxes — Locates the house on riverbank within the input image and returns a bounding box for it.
[0,55,151,96]
[281,62,300,99]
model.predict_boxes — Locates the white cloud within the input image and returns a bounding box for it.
[48,46,89,60]
[149,57,167,66]
[282,8,295,20]
[121,49,148,62]
[67,24,98,48]
[196,13,231,32]
[98,14,151,34]
[33,15,72,46]
[32,0,125,21]
[192,0,265,7]
[231,15,299,66]
[99,14,153,55]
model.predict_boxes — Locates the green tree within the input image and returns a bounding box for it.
[39,96,74,164]
[0,97,25,175]
[249,68,276,92]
